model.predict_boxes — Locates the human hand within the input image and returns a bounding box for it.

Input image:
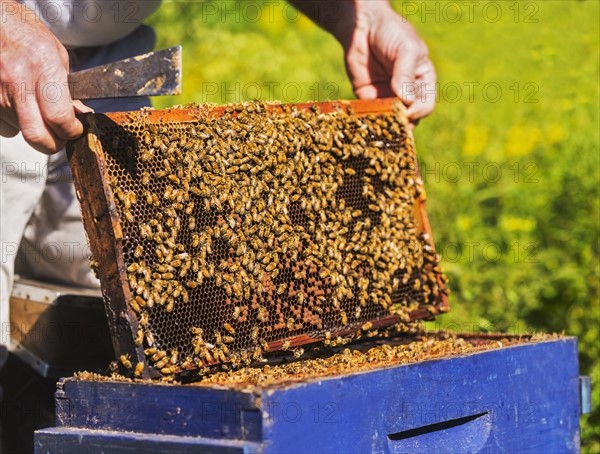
[339,2,437,126]
[0,0,91,153]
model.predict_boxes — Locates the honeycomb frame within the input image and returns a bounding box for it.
[68,98,449,378]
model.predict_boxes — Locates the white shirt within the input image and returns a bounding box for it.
[20,0,161,47]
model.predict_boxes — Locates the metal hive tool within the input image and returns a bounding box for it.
[68,98,449,378]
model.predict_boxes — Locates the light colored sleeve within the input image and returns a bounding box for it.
[20,0,161,47]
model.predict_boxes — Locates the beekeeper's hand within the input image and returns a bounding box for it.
[0,0,91,153]
[291,1,437,127]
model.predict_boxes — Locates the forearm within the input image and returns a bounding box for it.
[288,0,395,47]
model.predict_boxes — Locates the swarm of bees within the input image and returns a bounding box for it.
[75,333,554,385]
[98,101,448,377]
[195,333,528,388]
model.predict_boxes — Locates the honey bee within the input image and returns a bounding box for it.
[119,355,132,369]
[261,339,270,351]
[123,209,135,223]
[168,174,180,184]
[179,263,191,278]
[261,253,271,265]
[355,306,362,319]
[341,310,348,325]
[265,262,277,273]
[192,338,204,356]
[128,191,137,205]
[203,349,214,363]
[127,263,140,273]
[154,357,168,369]
[128,298,141,313]
[257,306,268,323]
[232,282,243,298]
[223,322,235,334]
[135,329,144,346]
[134,362,144,377]
[151,350,167,363]
[140,224,152,239]
[281,340,291,351]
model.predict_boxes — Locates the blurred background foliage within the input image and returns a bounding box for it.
[148,1,599,450]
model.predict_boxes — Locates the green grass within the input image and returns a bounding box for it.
[148,1,600,449]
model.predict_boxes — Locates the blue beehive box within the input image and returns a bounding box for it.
[35,335,589,453]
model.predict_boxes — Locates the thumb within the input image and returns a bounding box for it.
[391,49,419,106]
[73,100,94,114]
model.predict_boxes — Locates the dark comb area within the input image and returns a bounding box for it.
[68,99,449,379]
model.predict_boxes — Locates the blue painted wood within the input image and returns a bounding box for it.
[36,338,582,453]
[35,427,259,453]
[54,379,263,441]
[261,338,581,453]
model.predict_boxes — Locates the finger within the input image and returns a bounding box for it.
[390,46,420,106]
[0,120,19,137]
[354,85,379,100]
[73,100,94,114]
[406,60,437,120]
[355,78,396,99]
[36,68,84,141]
[14,95,66,154]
